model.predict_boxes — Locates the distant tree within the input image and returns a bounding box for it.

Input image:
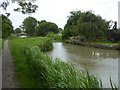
[22,16,37,36]
[2,14,14,38]
[35,20,59,36]
[15,28,22,34]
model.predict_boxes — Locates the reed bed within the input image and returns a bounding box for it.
[25,46,102,88]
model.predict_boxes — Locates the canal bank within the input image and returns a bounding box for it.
[65,39,120,50]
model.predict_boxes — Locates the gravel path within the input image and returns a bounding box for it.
[2,40,18,88]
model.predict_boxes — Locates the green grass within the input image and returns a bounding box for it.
[92,41,119,45]
[8,37,53,88]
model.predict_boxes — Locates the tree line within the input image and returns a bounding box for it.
[1,9,120,42]
[1,15,60,38]
[62,10,120,42]
[16,17,60,37]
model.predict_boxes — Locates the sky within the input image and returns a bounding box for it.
[5,0,120,29]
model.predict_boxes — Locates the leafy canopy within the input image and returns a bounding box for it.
[35,20,59,36]
[1,14,14,38]
[22,16,37,36]
[63,10,108,41]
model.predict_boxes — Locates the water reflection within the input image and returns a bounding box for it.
[47,42,118,88]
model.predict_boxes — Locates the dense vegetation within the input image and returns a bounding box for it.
[46,32,62,42]
[19,17,60,37]
[62,10,120,42]
[14,28,22,35]
[22,16,38,36]
[1,15,14,39]
[8,37,53,87]
[35,20,59,36]
[9,37,103,88]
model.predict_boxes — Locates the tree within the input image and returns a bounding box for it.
[63,10,81,39]
[35,20,59,36]
[15,28,22,34]
[2,14,14,38]
[63,10,108,41]
[22,16,37,36]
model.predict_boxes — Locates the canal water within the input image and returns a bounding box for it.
[46,42,118,88]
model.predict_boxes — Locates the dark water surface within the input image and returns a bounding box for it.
[46,42,118,88]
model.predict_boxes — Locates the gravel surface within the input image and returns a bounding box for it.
[2,40,18,88]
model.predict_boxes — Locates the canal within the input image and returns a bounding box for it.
[46,42,118,88]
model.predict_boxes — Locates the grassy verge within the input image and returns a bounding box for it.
[8,37,53,88]
[89,41,120,45]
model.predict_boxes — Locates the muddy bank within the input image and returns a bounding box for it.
[65,39,120,50]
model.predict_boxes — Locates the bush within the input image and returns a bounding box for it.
[46,32,62,42]
[9,33,17,39]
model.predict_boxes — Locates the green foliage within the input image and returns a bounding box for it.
[1,15,14,38]
[63,10,108,41]
[14,2,38,14]
[9,33,17,39]
[35,20,59,36]
[22,16,37,36]
[15,28,22,34]
[46,32,62,42]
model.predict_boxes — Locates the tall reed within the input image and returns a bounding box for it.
[25,46,102,88]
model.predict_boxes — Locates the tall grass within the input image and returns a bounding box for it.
[8,37,53,88]
[25,46,102,88]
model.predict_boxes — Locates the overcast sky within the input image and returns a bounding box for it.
[6,0,120,29]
